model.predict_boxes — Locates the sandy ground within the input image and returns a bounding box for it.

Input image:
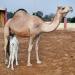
[0,28,75,75]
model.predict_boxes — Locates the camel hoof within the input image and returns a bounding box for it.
[16,63,19,66]
[7,65,10,68]
[11,68,14,70]
[5,60,8,64]
[37,60,42,64]
[27,63,32,66]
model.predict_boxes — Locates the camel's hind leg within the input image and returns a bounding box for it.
[4,19,12,64]
[4,27,9,64]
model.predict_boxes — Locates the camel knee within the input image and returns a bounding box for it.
[28,49,32,53]
[28,45,33,52]
[35,46,38,51]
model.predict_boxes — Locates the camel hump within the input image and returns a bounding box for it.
[13,9,28,16]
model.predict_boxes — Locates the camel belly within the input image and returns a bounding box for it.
[10,27,30,37]
[16,31,30,37]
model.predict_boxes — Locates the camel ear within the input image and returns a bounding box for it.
[57,6,62,9]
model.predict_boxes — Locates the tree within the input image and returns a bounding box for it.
[71,17,75,23]
[7,12,14,19]
[43,15,50,21]
[43,13,55,21]
[67,18,71,23]
[33,11,43,19]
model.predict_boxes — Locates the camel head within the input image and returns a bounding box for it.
[57,6,73,17]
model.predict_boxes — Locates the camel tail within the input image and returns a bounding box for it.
[6,36,10,56]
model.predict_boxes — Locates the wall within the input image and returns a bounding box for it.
[57,23,75,31]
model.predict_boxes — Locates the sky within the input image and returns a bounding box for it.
[0,0,75,17]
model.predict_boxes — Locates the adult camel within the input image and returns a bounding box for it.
[4,6,73,66]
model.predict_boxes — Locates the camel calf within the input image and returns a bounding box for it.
[7,34,19,70]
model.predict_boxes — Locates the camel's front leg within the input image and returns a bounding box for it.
[27,37,33,66]
[35,36,42,64]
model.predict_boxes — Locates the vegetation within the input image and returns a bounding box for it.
[43,13,55,21]
[7,11,75,23]
[33,11,43,19]
[67,17,75,23]
[7,12,14,19]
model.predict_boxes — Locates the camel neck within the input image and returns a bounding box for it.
[41,13,63,32]
[52,13,63,24]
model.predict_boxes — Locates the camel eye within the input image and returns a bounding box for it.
[62,8,65,10]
